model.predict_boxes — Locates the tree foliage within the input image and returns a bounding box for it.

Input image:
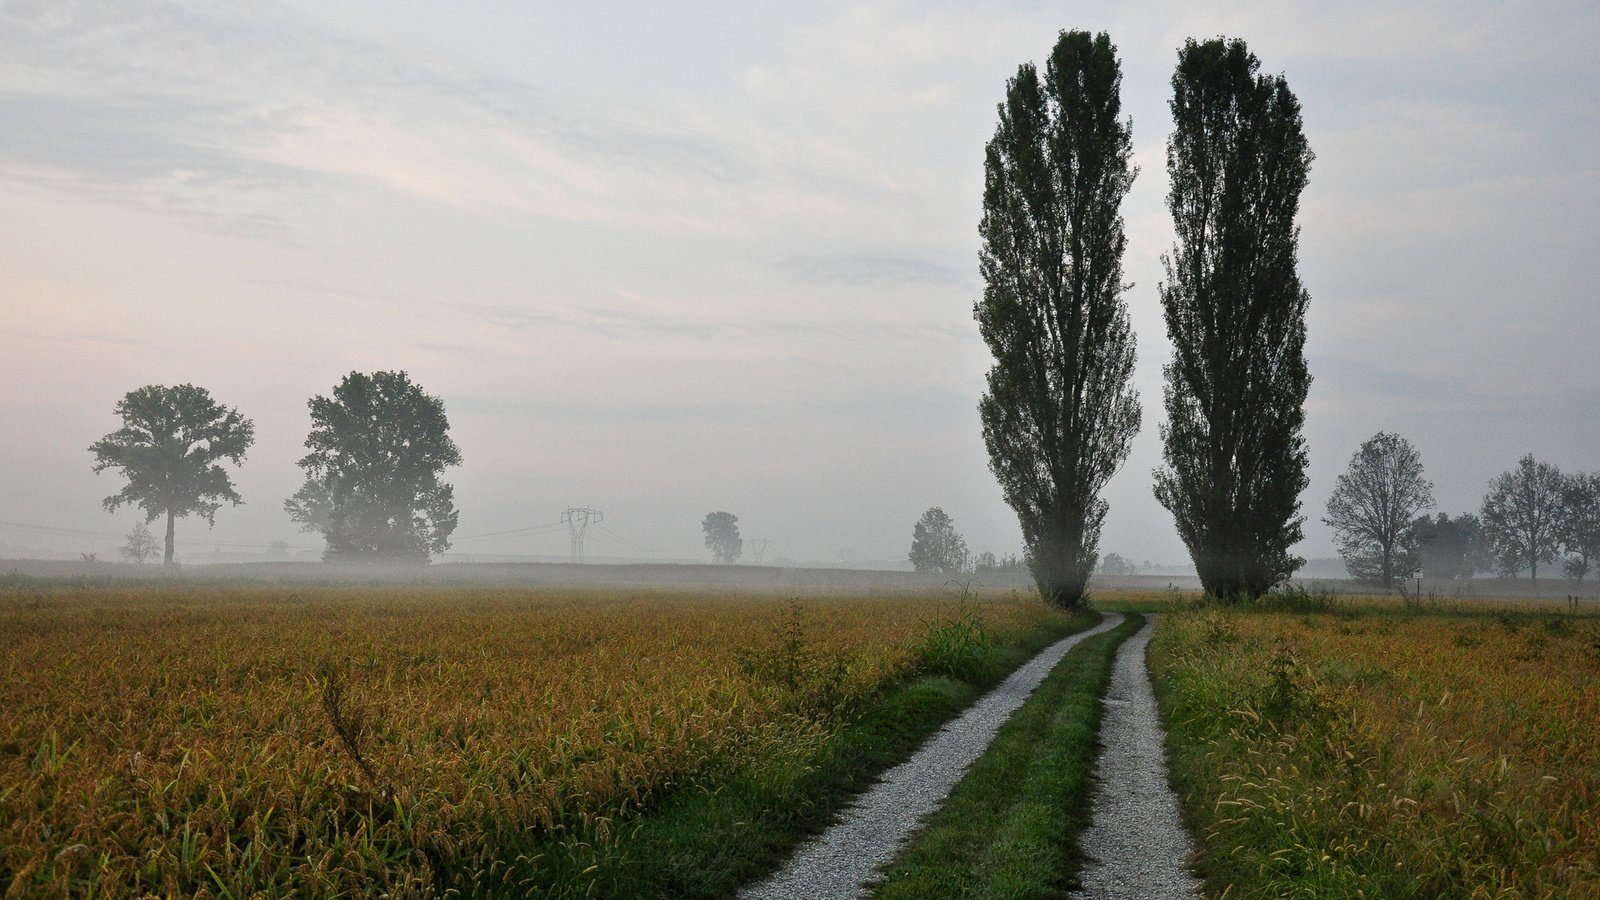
[1152,37,1313,601]
[1097,552,1135,577]
[1323,432,1434,587]
[89,384,255,565]
[701,512,742,564]
[287,371,461,563]
[1413,513,1489,580]
[977,30,1141,609]
[1558,472,1600,583]
[909,507,970,575]
[1480,455,1564,582]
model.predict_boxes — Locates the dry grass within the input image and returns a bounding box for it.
[1150,604,1600,898]
[0,583,1060,896]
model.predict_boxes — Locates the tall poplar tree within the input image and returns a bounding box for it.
[977,30,1141,609]
[1153,38,1314,601]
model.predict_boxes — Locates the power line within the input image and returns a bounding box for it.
[449,520,566,542]
[0,520,318,551]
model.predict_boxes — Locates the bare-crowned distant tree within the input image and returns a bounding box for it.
[977,30,1140,609]
[702,512,742,564]
[1558,472,1600,583]
[909,507,970,575]
[1481,455,1564,582]
[1153,38,1313,601]
[287,371,461,564]
[89,384,255,566]
[1323,432,1434,588]
[120,521,161,565]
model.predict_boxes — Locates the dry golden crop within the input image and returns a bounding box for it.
[0,583,1061,896]
[1151,605,1600,899]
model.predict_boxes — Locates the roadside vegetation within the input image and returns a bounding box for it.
[873,613,1142,898]
[0,582,1086,897]
[1149,598,1600,897]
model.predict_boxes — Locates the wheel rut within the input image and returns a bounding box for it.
[1072,617,1201,899]
[740,612,1125,900]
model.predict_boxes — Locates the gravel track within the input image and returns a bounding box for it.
[740,611,1125,900]
[1072,617,1201,899]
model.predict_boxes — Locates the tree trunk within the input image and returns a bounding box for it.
[164,509,176,567]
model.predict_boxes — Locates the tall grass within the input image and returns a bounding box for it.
[0,583,1067,896]
[1150,606,1600,898]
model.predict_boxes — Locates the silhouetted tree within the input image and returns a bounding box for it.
[702,512,742,564]
[1323,432,1434,588]
[1097,552,1134,577]
[977,30,1141,609]
[1558,471,1600,583]
[89,384,255,566]
[1413,513,1489,580]
[1481,455,1564,582]
[288,371,461,563]
[1153,37,1313,601]
[909,507,969,575]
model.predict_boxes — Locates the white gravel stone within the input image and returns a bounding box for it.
[1072,617,1202,899]
[741,612,1125,900]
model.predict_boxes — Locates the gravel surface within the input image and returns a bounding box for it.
[740,612,1125,900]
[1073,617,1202,899]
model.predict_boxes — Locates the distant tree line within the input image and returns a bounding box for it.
[1324,436,1598,588]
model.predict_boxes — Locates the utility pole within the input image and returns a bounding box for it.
[749,538,770,566]
[561,507,603,564]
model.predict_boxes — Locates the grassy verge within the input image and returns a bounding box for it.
[870,613,1143,899]
[1149,607,1600,898]
[533,605,1105,898]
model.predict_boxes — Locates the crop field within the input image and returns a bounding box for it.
[1150,601,1600,898]
[0,582,1073,897]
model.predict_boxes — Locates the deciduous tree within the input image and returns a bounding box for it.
[89,384,255,566]
[1153,37,1313,601]
[1558,472,1600,583]
[120,521,161,564]
[1323,433,1434,588]
[287,371,461,563]
[909,507,969,575]
[1413,513,1489,580]
[1481,455,1564,583]
[977,30,1141,608]
[702,512,742,564]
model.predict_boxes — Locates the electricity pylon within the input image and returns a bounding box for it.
[561,507,603,564]
[749,538,770,565]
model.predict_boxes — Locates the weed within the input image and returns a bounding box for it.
[913,585,994,682]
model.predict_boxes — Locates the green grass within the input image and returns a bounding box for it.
[871,613,1144,899]
[479,605,1105,898]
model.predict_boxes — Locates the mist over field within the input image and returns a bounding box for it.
[2,0,1597,574]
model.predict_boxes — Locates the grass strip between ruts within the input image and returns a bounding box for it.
[870,612,1144,898]
[476,606,1104,897]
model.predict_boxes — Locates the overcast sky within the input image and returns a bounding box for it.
[2,0,1597,566]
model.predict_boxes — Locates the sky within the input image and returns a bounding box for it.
[2,0,1597,567]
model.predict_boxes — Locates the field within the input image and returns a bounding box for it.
[1150,598,1600,898]
[0,580,1077,897]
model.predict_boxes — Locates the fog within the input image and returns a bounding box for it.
[3,1,1597,571]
